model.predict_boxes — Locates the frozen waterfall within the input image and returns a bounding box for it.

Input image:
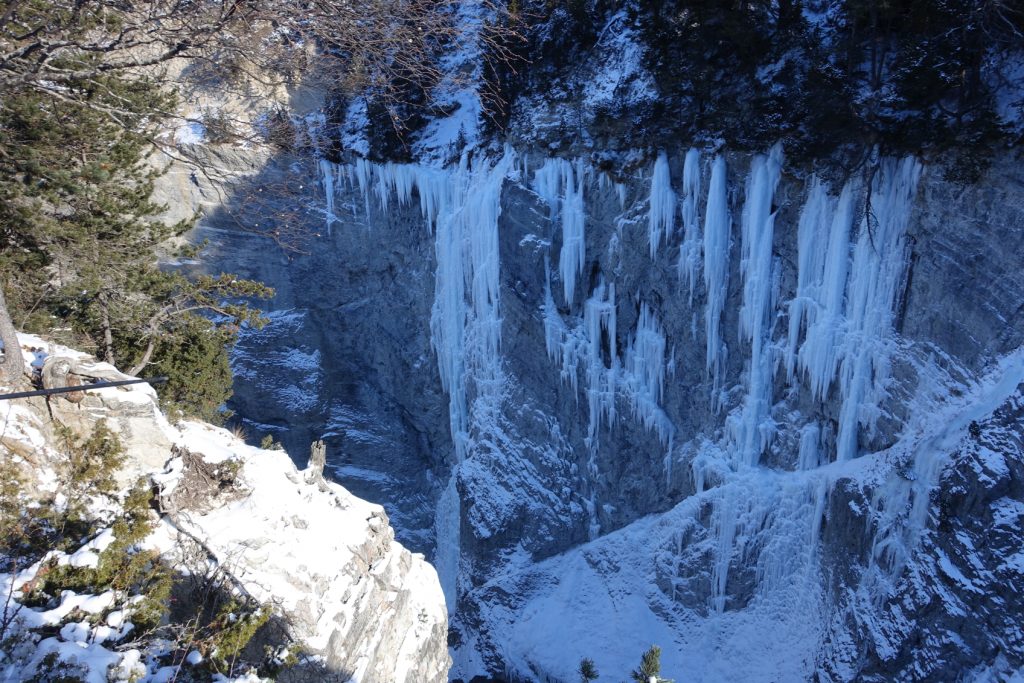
[702,155,731,409]
[677,148,702,301]
[730,144,784,467]
[648,151,676,259]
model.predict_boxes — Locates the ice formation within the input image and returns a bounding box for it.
[730,144,784,467]
[785,157,921,462]
[318,148,515,460]
[544,277,617,449]
[677,148,702,300]
[702,155,731,407]
[833,157,921,461]
[544,279,675,457]
[319,159,336,235]
[532,158,587,304]
[307,141,1024,683]
[787,176,858,394]
[647,151,676,259]
[785,176,835,381]
[625,303,667,408]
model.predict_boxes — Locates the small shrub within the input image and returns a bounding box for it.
[259,434,284,451]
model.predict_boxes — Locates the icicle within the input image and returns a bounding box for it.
[561,162,586,305]
[429,175,468,456]
[353,157,373,216]
[731,144,784,467]
[465,149,515,391]
[532,158,567,218]
[625,303,667,406]
[647,151,676,259]
[319,159,336,236]
[583,280,618,445]
[677,148,702,300]
[702,156,731,408]
[784,177,831,379]
[531,158,587,305]
[545,282,675,458]
[710,486,739,613]
[624,303,675,455]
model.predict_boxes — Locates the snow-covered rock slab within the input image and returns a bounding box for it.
[4,332,173,485]
[156,422,450,683]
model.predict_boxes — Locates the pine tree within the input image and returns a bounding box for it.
[630,645,673,683]
[578,657,599,682]
[0,53,269,416]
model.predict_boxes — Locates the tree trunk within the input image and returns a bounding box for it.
[98,291,116,365]
[0,284,25,383]
[128,336,156,377]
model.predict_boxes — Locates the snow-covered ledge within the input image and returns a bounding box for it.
[151,422,451,682]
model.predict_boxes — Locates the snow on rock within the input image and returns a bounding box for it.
[4,333,172,485]
[0,336,450,683]
[156,421,450,682]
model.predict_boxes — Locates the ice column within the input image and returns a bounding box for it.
[784,176,833,379]
[582,280,618,447]
[702,155,731,407]
[796,179,856,398]
[731,144,783,467]
[428,161,469,457]
[318,159,337,235]
[430,148,517,459]
[624,302,675,463]
[677,148,702,300]
[648,151,676,259]
[625,303,667,406]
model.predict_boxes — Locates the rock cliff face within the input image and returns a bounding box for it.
[0,334,450,682]
[188,140,1024,682]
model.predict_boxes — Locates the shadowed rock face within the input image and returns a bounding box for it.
[188,143,1024,681]
[184,153,452,555]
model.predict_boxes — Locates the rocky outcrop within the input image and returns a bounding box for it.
[0,333,450,682]
[154,422,450,683]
